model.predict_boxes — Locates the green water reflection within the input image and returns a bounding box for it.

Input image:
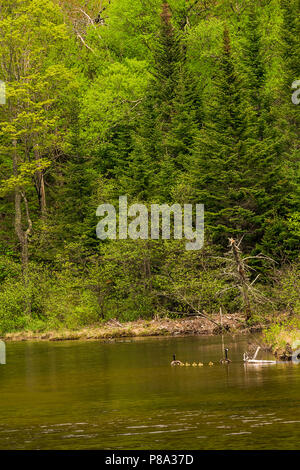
[0,334,299,449]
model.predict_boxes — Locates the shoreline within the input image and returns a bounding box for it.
[1,314,262,343]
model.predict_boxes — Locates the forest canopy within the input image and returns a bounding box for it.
[0,0,299,333]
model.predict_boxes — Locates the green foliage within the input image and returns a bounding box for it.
[0,0,299,332]
[263,318,300,352]
[0,262,47,333]
[271,262,300,315]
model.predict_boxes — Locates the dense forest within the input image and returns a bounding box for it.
[0,0,299,334]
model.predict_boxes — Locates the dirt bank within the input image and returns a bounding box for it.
[2,313,258,342]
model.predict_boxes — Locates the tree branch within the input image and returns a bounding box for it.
[75,32,96,54]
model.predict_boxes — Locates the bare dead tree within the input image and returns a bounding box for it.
[221,238,275,321]
[94,0,111,25]
[228,238,251,320]
[59,1,112,54]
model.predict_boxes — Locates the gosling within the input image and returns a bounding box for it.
[171,354,184,366]
[185,362,191,366]
[198,362,203,367]
[192,362,198,367]
[208,361,214,366]
[220,348,231,364]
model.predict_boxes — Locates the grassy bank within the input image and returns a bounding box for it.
[2,313,267,342]
[263,318,300,360]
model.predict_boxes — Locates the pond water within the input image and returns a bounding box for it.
[0,334,299,449]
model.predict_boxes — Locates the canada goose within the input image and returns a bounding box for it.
[192,362,197,367]
[220,348,231,364]
[198,362,203,367]
[185,362,191,366]
[171,354,184,366]
[208,361,214,366]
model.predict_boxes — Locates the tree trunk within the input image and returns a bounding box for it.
[36,170,47,215]
[229,238,251,321]
[13,140,32,315]
[34,147,47,216]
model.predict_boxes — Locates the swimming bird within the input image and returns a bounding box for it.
[220,348,231,364]
[192,362,198,367]
[171,354,184,366]
[198,362,203,367]
[185,362,191,366]
[208,361,214,366]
